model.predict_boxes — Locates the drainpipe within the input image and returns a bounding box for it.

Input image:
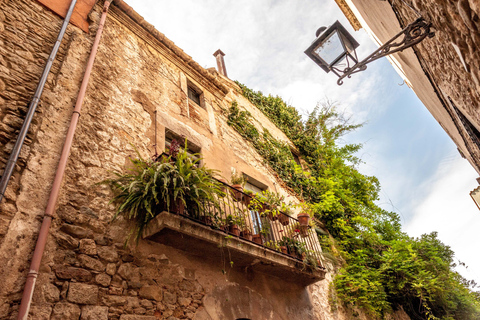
[16,1,112,319]
[0,0,78,203]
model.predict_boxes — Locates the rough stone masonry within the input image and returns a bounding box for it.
[0,1,413,319]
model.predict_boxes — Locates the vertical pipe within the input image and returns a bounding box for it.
[16,2,111,319]
[0,0,78,203]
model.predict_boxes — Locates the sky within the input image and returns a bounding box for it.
[130,0,480,285]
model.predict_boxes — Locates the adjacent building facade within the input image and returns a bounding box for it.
[336,0,480,177]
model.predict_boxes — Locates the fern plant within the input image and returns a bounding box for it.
[106,142,223,243]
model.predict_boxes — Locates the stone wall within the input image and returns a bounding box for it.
[0,0,77,245]
[391,0,480,171]
[0,1,410,319]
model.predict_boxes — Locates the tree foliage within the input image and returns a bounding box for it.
[231,81,480,319]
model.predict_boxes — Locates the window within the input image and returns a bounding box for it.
[165,129,201,161]
[451,98,480,150]
[243,175,269,236]
[292,152,301,166]
[187,81,203,108]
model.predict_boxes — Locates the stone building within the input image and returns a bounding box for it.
[0,0,410,319]
[335,0,480,177]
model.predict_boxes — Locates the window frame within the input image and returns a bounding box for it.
[164,129,202,164]
[186,80,204,109]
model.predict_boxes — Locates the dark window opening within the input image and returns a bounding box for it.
[292,152,301,166]
[451,98,480,150]
[187,84,202,107]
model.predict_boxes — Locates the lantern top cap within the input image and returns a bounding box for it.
[311,20,359,48]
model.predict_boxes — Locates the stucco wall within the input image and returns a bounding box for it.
[0,1,410,319]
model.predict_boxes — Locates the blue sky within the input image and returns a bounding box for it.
[131,0,480,284]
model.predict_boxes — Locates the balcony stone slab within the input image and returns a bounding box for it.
[143,212,326,286]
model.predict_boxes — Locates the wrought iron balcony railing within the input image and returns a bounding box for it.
[163,177,325,272]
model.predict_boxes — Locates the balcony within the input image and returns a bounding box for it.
[143,179,326,286]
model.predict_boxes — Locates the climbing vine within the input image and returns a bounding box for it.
[228,81,480,319]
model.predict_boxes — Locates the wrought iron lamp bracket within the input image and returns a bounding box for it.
[336,17,434,85]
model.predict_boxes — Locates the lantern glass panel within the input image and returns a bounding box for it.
[313,30,345,66]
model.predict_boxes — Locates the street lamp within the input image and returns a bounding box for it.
[305,18,434,85]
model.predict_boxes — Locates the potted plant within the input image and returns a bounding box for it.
[297,202,313,226]
[264,240,281,252]
[236,209,253,240]
[278,236,289,254]
[248,193,268,214]
[297,212,310,227]
[240,224,253,241]
[230,170,246,201]
[252,233,262,245]
[261,190,283,221]
[198,209,215,225]
[242,189,254,207]
[106,140,223,244]
[226,214,242,237]
[278,202,292,226]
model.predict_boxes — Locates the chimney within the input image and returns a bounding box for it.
[213,49,228,77]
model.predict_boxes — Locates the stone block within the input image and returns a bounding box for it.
[97,245,119,262]
[0,215,11,235]
[43,283,60,303]
[67,283,98,305]
[178,297,191,307]
[51,302,81,320]
[106,263,116,275]
[119,315,157,320]
[108,286,124,295]
[95,273,112,287]
[163,291,177,305]
[79,239,97,255]
[60,224,92,238]
[102,295,127,306]
[78,254,105,272]
[139,285,162,301]
[81,305,108,320]
[56,232,79,249]
[140,299,153,309]
[55,266,93,282]
[29,305,53,320]
[117,263,133,279]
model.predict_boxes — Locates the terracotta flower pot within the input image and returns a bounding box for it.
[228,224,240,236]
[252,234,262,244]
[297,212,310,226]
[241,230,253,241]
[299,225,309,238]
[242,194,253,206]
[280,246,288,254]
[231,184,243,202]
[278,213,290,226]
[267,209,279,221]
[199,215,213,225]
[170,198,185,215]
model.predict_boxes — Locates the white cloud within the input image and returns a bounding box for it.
[405,157,480,284]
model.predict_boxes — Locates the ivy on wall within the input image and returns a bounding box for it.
[229,81,480,319]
